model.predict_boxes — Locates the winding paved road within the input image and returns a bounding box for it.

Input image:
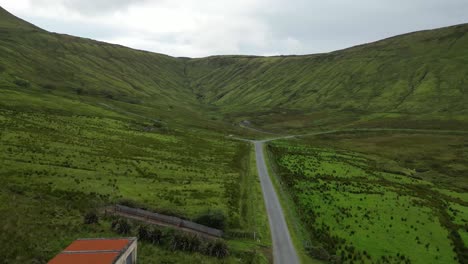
[254,140,300,264]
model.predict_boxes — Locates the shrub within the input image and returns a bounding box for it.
[137,225,150,241]
[306,246,330,260]
[111,218,119,230]
[75,87,85,95]
[170,232,202,252]
[14,78,30,88]
[194,209,226,230]
[0,64,5,72]
[111,218,132,235]
[205,239,229,258]
[41,83,56,90]
[148,228,163,244]
[153,122,164,128]
[83,211,99,224]
[102,90,114,99]
[118,199,147,210]
[138,225,163,245]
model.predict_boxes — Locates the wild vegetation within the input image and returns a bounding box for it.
[0,109,271,263]
[267,131,468,263]
[108,217,230,259]
[0,4,467,264]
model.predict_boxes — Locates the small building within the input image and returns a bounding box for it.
[48,237,137,264]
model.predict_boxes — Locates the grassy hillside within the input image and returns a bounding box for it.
[1,6,468,132]
[188,26,468,115]
[0,6,187,101]
[186,25,468,131]
[0,6,226,133]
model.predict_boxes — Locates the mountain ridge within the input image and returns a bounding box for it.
[2,6,467,60]
[1,5,468,131]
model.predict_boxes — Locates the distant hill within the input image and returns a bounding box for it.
[187,25,468,114]
[1,6,467,131]
[0,6,191,101]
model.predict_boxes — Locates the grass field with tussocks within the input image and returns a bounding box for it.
[0,108,271,263]
[267,132,468,263]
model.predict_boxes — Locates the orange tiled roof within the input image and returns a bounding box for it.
[48,238,135,264]
[48,252,119,264]
[64,238,131,252]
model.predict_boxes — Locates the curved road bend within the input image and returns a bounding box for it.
[254,140,300,264]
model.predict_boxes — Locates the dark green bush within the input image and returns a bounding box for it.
[41,83,56,90]
[170,232,202,252]
[194,209,226,230]
[111,218,132,235]
[75,87,85,95]
[111,218,119,230]
[118,199,142,209]
[149,227,164,244]
[83,211,99,224]
[138,225,163,245]
[102,90,114,99]
[137,225,150,241]
[14,78,30,88]
[205,239,229,258]
[306,246,330,260]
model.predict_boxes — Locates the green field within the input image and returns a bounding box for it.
[267,132,468,263]
[0,108,272,263]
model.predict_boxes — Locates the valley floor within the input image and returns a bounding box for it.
[266,130,468,264]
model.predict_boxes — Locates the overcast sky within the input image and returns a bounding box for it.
[1,0,467,57]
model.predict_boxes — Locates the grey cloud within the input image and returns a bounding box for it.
[23,15,121,39]
[64,0,150,15]
[255,0,468,55]
[3,0,468,57]
[33,0,153,15]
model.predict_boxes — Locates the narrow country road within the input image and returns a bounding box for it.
[254,140,300,264]
[233,126,468,263]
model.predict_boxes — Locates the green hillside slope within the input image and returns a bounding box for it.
[186,25,468,130]
[188,26,468,115]
[0,6,41,30]
[0,6,220,132]
[1,6,468,132]
[0,7,188,100]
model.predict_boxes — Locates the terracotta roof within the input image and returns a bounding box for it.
[48,252,120,264]
[48,238,136,264]
[64,238,131,252]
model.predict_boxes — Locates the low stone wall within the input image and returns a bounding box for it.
[114,204,223,238]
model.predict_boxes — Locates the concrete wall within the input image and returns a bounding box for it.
[115,239,137,264]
